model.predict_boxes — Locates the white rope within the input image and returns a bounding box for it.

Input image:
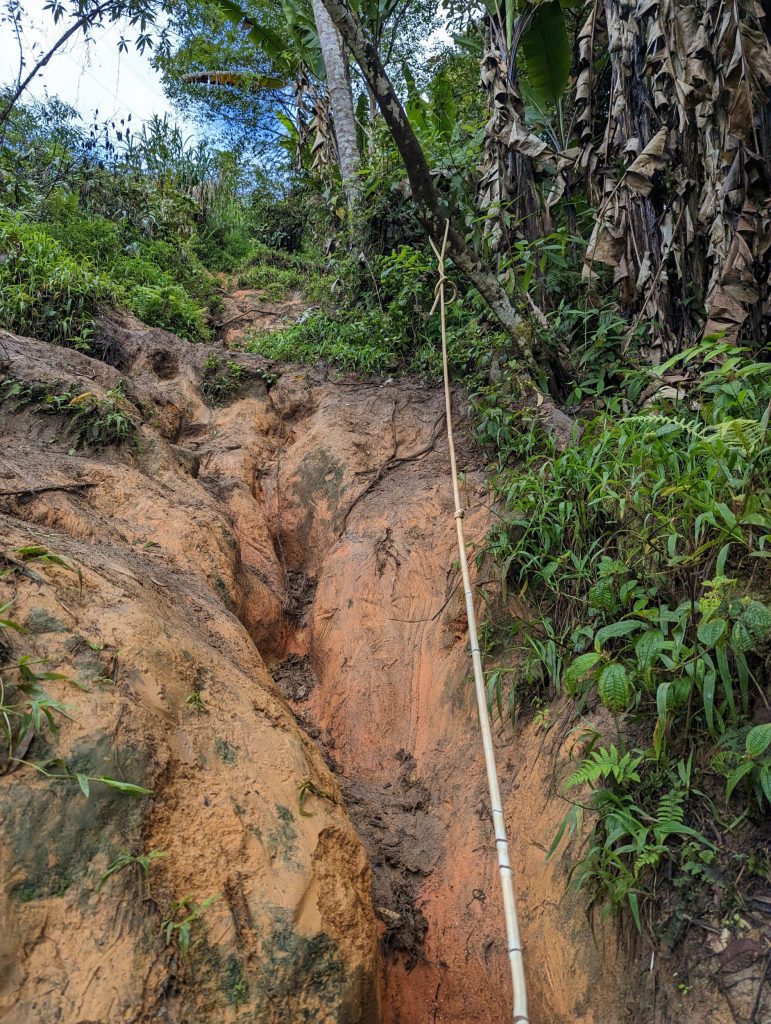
[430,222,529,1023]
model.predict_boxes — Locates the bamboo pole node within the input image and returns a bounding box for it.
[430,220,529,1023]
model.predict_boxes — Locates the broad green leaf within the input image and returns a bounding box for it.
[655,681,671,722]
[715,644,735,719]
[520,1,571,106]
[726,760,754,801]
[595,619,644,649]
[730,619,754,653]
[740,601,771,642]
[563,652,601,693]
[655,821,716,847]
[547,803,582,859]
[697,617,726,648]
[627,891,641,932]
[652,715,666,760]
[716,543,731,576]
[589,578,616,612]
[635,629,665,669]
[215,0,287,56]
[760,766,771,804]
[76,773,90,797]
[746,724,771,758]
[99,777,153,796]
[597,663,629,712]
[702,669,716,734]
[735,648,749,714]
[715,502,737,530]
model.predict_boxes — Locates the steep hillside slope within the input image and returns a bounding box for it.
[0,314,759,1023]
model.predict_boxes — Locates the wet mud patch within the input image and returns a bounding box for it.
[272,654,318,702]
[283,570,317,623]
[336,751,439,968]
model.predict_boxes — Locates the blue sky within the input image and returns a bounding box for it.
[0,0,196,133]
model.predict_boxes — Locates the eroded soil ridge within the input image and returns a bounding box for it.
[0,312,748,1024]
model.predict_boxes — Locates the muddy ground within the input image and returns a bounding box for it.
[0,300,767,1024]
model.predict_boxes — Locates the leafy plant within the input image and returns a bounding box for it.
[237,261,304,299]
[97,848,168,896]
[162,892,221,958]
[0,657,73,764]
[13,757,154,798]
[200,355,246,405]
[561,752,713,930]
[1,377,139,449]
[298,778,335,816]
[520,1,571,106]
[479,340,771,926]
[127,283,211,342]
[0,217,111,349]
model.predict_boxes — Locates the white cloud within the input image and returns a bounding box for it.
[0,0,197,134]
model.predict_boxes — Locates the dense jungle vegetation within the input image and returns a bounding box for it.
[1,0,770,950]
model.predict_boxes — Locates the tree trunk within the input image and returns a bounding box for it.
[318,0,530,356]
[310,0,361,207]
[575,0,771,356]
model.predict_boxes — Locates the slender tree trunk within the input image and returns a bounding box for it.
[310,0,361,207]
[319,0,529,355]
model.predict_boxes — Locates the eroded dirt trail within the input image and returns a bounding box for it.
[243,371,631,1024]
[1,312,740,1024]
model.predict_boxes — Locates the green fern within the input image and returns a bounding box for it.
[565,745,642,790]
[655,787,685,827]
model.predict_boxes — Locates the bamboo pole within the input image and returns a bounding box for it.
[430,222,529,1023]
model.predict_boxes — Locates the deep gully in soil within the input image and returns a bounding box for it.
[1,299,742,1023]
[238,362,629,1024]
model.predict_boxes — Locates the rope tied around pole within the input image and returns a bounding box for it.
[430,221,529,1023]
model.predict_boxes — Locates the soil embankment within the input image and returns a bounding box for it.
[0,309,751,1023]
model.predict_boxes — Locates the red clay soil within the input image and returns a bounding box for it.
[0,310,766,1023]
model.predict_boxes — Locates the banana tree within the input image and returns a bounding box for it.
[477,0,574,253]
[572,0,771,354]
[476,0,771,354]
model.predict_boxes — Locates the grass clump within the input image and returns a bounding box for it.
[478,339,771,929]
[0,218,111,349]
[200,355,246,405]
[244,310,407,374]
[0,377,138,450]
[241,245,500,379]
[237,262,304,300]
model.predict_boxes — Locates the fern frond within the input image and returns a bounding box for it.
[656,787,685,825]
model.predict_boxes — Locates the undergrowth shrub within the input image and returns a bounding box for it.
[126,284,211,343]
[478,339,771,927]
[244,310,406,373]
[0,377,138,449]
[0,218,111,348]
[241,245,505,378]
[0,100,277,343]
[237,263,304,299]
[200,355,246,404]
